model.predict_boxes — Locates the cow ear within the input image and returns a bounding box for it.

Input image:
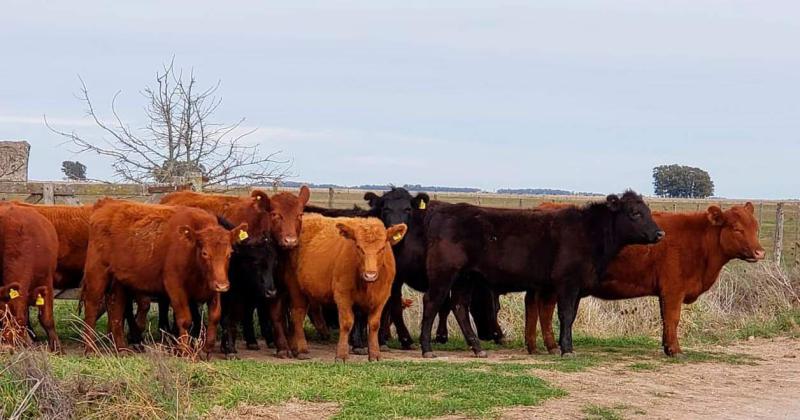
[744,202,755,215]
[251,190,271,211]
[605,194,620,212]
[386,224,408,245]
[707,206,725,226]
[178,225,196,243]
[0,282,22,303]
[412,193,430,210]
[230,223,250,244]
[298,185,311,205]
[363,192,380,207]
[336,223,356,241]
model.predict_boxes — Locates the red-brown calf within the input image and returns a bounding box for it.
[0,204,61,352]
[81,199,246,357]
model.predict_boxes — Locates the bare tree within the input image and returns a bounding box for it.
[46,61,289,187]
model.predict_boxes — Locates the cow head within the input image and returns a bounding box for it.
[336,220,407,282]
[179,222,248,293]
[364,187,430,228]
[606,190,665,245]
[232,236,279,299]
[261,186,310,249]
[708,202,765,262]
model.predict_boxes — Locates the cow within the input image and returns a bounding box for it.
[81,199,246,357]
[527,202,765,356]
[305,188,478,352]
[420,191,664,358]
[13,202,150,345]
[219,232,280,359]
[159,186,309,356]
[284,214,407,361]
[0,203,61,352]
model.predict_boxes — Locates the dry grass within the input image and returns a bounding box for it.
[397,261,800,346]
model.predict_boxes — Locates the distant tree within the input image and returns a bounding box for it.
[46,59,288,187]
[61,161,87,180]
[653,164,714,198]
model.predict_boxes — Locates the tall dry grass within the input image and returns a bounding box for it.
[399,261,800,344]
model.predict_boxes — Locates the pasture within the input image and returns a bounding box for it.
[2,186,800,419]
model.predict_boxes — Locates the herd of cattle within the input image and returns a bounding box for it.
[0,186,766,362]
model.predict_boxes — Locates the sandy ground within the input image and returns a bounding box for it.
[199,336,800,419]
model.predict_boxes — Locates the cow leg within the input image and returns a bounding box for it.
[349,309,368,355]
[189,301,202,338]
[378,298,392,348]
[256,300,275,346]
[420,264,460,358]
[308,303,331,341]
[335,301,355,363]
[241,304,260,350]
[539,293,559,354]
[659,293,684,356]
[450,282,486,357]
[158,298,172,336]
[388,281,414,350]
[166,290,194,356]
[556,287,581,357]
[434,295,452,344]
[81,257,111,354]
[203,293,222,359]
[490,291,506,345]
[107,282,130,353]
[220,295,240,358]
[268,298,291,358]
[524,291,541,354]
[36,286,61,354]
[367,305,386,362]
[124,295,145,351]
[288,295,311,359]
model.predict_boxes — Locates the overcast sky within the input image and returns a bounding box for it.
[1,1,798,199]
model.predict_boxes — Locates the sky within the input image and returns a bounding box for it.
[1,1,798,199]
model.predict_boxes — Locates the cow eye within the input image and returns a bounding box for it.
[631,212,642,219]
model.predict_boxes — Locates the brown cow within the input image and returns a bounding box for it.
[528,202,765,356]
[0,203,61,352]
[160,186,310,248]
[81,199,246,356]
[284,214,407,362]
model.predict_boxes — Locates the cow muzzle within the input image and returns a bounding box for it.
[281,236,299,248]
[362,271,379,282]
[264,288,277,299]
[746,249,766,262]
[214,283,230,292]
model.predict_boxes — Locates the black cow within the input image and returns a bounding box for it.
[420,191,664,358]
[219,235,279,359]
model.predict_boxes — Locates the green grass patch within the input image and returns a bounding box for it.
[583,404,623,420]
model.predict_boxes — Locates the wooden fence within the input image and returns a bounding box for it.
[3,181,798,267]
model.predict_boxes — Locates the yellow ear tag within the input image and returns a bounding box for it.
[36,294,45,306]
[238,230,249,241]
[418,201,426,210]
[8,289,19,300]
[393,233,404,242]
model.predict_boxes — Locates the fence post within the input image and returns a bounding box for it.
[42,183,55,205]
[758,202,764,235]
[327,188,334,208]
[774,203,785,264]
[519,198,523,208]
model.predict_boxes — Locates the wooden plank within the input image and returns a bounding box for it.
[42,183,55,204]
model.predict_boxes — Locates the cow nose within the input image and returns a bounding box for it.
[264,289,277,299]
[215,283,230,292]
[754,249,766,260]
[282,236,299,248]
[655,230,666,241]
[362,271,379,282]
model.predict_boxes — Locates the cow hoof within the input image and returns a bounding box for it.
[527,349,540,355]
[368,355,382,362]
[246,343,260,351]
[560,351,576,358]
[351,347,368,356]
[131,344,146,353]
[668,352,686,359]
[335,357,347,363]
[435,335,449,344]
[547,348,560,355]
[380,345,390,352]
[422,351,437,359]
[275,350,290,359]
[295,352,312,360]
[225,353,239,361]
[474,350,488,358]
[494,337,508,346]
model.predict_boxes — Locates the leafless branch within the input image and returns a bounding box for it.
[45,61,289,186]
